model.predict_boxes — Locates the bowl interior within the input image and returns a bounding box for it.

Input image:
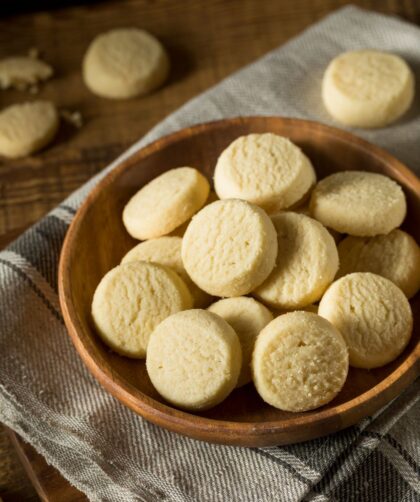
[61,117,420,437]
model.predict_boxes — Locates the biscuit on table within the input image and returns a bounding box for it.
[318,272,413,369]
[146,309,242,410]
[254,212,338,309]
[123,167,210,240]
[252,311,348,412]
[322,50,414,128]
[0,56,53,90]
[121,236,211,307]
[91,262,192,359]
[310,171,406,236]
[83,28,169,99]
[182,199,278,297]
[337,230,420,299]
[214,133,316,213]
[208,297,273,387]
[0,101,59,158]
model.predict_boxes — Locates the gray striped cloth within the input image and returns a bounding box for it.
[1,6,419,501]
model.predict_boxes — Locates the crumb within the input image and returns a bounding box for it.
[60,109,84,128]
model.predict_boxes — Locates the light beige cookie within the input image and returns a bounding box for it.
[121,236,211,307]
[91,262,192,359]
[214,133,316,213]
[254,212,339,309]
[318,273,413,369]
[208,297,273,387]
[310,171,406,236]
[252,311,348,412]
[0,101,59,158]
[323,50,414,128]
[123,167,210,240]
[0,56,53,90]
[182,199,278,297]
[146,309,242,410]
[83,28,169,99]
[337,230,420,298]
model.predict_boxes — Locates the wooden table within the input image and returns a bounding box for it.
[0,0,418,500]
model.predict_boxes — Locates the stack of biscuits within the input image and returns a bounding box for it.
[92,131,419,413]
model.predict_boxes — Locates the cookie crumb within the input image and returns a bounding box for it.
[60,109,84,128]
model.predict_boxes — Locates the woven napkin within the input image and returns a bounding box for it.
[1,6,419,501]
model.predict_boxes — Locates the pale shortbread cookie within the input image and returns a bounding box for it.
[123,167,210,240]
[0,56,53,90]
[337,230,420,299]
[254,212,339,309]
[318,273,413,369]
[146,309,242,410]
[92,262,192,359]
[310,171,406,236]
[214,133,316,213]
[182,199,278,297]
[252,311,348,412]
[293,204,341,243]
[83,28,169,99]
[170,191,218,237]
[121,236,211,307]
[0,101,59,158]
[208,297,273,387]
[322,50,414,128]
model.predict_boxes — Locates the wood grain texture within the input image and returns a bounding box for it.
[59,116,420,447]
[1,0,420,499]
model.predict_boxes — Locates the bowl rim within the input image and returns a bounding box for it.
[58,116,420,443]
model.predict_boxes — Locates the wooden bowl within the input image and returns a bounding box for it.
[59,116,420,447]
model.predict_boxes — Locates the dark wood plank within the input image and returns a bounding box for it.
[1,0,419,500]
[7,430,87,502]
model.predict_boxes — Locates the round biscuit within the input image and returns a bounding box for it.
[122,167,210,240]
[322,50,414,128]
[0,101,59,158]
[83,28,169,99]
[310,171,406,236]
[182,199,278,297]
[121,236,211,307]
[91,261,193,358]
[146,309,242,410]
[214,133,316,213]
[252,311,348,412]
[337,230,420,298]
[254,212,339,309]
[318,272,413,368]
[208,297,273,387]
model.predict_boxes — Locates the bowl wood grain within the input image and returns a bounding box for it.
[59,116,420,447]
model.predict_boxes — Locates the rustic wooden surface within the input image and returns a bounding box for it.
[1,0,420,500]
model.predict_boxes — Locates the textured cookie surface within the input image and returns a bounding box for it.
[91,262,192,358]
[0,56,53,90]
[83,28,169,99]
[318,273,413,368]
[123,167,210,240]
[208,297,273,387]
[322,50,414,128]
[214,133,316,213]
[254,212,339,309]
[252,311,348,412]
[182,199,278,297]
[146,309,242,410]
[121,236,211,307]
[310,171,406,236]
[0,101,59,158]
[337,230,420,298]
